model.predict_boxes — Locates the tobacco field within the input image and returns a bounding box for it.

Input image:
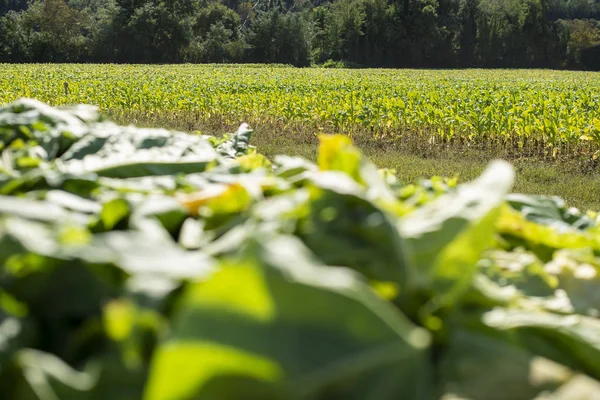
[1,98,600,399]
[2,65,600,155]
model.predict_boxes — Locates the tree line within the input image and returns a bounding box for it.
[1,0,600,69]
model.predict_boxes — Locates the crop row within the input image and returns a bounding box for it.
[2,64,600,152]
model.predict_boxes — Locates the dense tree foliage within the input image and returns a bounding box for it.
[1,0,599,68]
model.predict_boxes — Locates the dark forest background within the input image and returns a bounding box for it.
[1,0,600,69]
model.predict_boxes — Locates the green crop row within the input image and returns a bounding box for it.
[2,64,600,154]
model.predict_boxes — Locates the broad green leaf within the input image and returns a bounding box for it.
[71,230,216,280]
[484,308,600,380]
[0,99,96,160]
[318,135,362,183]
[399,160,515,307]
[235,153,272,172]
[145,235,431,400]
[439,328,572,400]
[316,135,397,204]
[479,249,556,298]
[273,155,317,180]
[178,218,210,250]
[45,191,102,215]
[495,206,600,259]
[98,198,130,231]
[506,194,595,231]
[176,183,253,233]
[58,127,219,178]
[0,196,90,225]
[294,172,409,284]
[98,176,178,194]
[130,197,188,237]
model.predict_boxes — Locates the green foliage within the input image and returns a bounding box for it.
[0,0,88,62]
[0,0,599,68]
[246,11,311,67]
[182,3,244,63]
[2,99,600,398]
[559,18,600,67]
